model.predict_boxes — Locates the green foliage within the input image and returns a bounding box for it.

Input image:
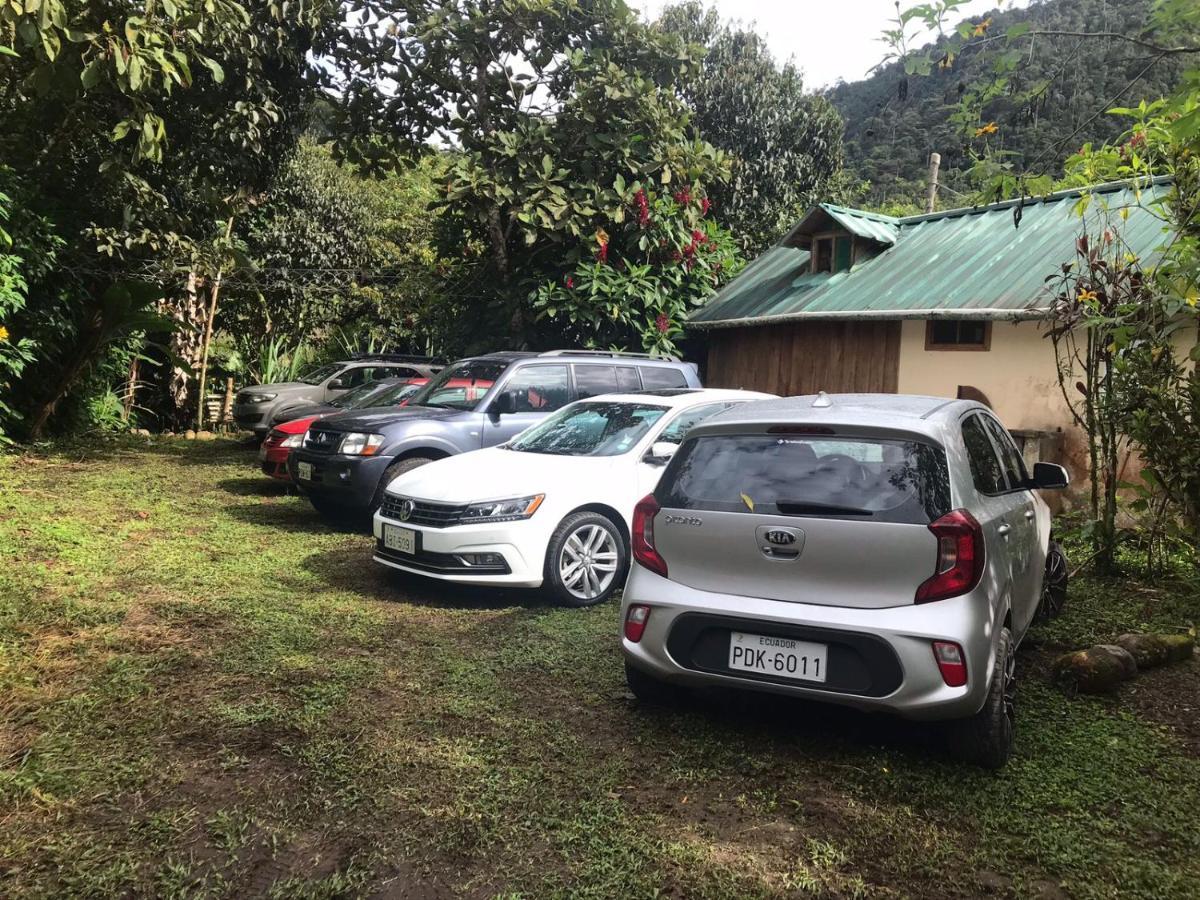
[0,192,35,445]
[658,2,846,252]
[324,0,733,348]
[533,184,742,355]
[838,0,1190,207]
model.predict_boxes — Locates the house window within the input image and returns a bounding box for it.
[812,235,853,274]
[925,319,991,351]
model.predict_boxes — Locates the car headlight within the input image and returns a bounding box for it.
[462,494,545,523]
[281,433,303,449]
[244,392,277,404]
[338,432,386,456]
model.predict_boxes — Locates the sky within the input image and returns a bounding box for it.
[632,0,1032,89]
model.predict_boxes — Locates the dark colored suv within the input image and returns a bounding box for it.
[233,354,442,438]
[288,350,702,516]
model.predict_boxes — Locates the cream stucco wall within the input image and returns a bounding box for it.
[896,319,1068,432]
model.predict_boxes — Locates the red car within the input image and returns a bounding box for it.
[259,379,427,481]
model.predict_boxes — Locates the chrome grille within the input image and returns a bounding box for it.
[379,495,469,528]
[302,427,342,455]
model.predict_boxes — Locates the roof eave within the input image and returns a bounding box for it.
[687,306,1052,331]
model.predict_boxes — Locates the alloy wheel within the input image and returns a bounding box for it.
[1039,544,1069,620]
[559,524,619,602]
[1002,640,1017,726]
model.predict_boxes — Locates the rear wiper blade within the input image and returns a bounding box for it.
[775,501,874,516]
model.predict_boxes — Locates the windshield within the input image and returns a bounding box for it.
[659,434,951,524]
[330,379,395,409]
[298,362,344,386]
[509,402,668,456]
[407,361,505,411]
[366,381,423,408]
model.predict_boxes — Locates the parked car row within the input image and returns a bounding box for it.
[238,350,1071,768]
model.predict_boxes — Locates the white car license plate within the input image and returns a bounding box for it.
[728,631,828,683]
[296,461,313,481]
[383,524,416,555]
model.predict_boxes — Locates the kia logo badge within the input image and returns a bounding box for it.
[398,499,415,521]
[764,529,796,546]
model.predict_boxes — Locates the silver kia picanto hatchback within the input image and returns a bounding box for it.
[620,394,1070,769]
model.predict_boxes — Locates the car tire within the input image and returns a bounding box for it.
[544,511,628,607]
[947,627,1015,770]
[1039,540,1069,620]
[370,456,435,514]
[624,660,681,706]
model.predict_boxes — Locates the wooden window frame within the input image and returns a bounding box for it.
[808,230,855,275]
[924,319,992,351]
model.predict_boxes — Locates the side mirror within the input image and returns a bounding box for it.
[644,441,678,466]
[328,377,348,390]
[1031,461,1069,490]
[491,391,517,416]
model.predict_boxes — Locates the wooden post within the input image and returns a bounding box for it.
[122,356,140,421]
[220,376,235,430]
[195,215,235,431]
[925,152,941,214]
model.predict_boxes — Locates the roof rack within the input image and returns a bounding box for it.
[538,349,682,363]
[348,352,446,366]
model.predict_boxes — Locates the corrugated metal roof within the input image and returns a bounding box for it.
[691,179,1174,328]
[821,204,900,245]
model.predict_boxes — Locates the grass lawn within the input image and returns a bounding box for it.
[2,437,1200,898]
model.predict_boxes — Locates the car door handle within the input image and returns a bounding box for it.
[997,523,1011,536]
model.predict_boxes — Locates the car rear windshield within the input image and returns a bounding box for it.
[658,433,951,524]
[407,361,505,411]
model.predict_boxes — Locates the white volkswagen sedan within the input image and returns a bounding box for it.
[371,389,774,606]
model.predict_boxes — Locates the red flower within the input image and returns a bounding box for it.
[597,243,608,263]
[700,197,711,216]
[655,313,670,333]
[691,229,706,244]
[565,275,575,288]
[673,186,692,206]
[634,190,650,227]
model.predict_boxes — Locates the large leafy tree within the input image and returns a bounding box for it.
[1,0,334,435]
[658,2,846,252]
[320,0,733,350]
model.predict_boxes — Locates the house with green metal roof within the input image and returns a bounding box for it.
[690,178,1177,472]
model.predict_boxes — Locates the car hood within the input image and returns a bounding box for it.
[314,404,467,433]
[276,415,321,435]
[242,382,311,395]
[273,401,337,422]
[388,446,617,504]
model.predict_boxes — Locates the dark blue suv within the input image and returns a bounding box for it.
[288,350,702,516]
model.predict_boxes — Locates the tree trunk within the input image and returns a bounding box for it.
[195,218,234,431]
[220,376,235,429]
[122,356,140,422]
[162,272,206,428]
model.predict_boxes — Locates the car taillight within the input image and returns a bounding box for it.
[624,604,651,642]
[631,493,667,577]
[915,509,983,603]
[932,641,968,687]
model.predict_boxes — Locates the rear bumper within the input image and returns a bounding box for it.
[289,450,393,510]
[620,566,997,721]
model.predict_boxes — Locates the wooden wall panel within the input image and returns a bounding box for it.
[704,321,902,396]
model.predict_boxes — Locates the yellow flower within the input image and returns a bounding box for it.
[1077,289,1098,302]
[595,227,609,247]
[972,17,992,37]
[974,122,999,137]
[0,325,9,343]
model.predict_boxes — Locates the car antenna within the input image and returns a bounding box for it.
[812,391,833,408]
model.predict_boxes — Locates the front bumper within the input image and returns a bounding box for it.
[620,566,997,721]
[371,511,546,588]
[288,449,394,510]
[234,402,274,435]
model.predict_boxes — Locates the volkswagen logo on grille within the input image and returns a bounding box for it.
[398,499,415,521]
[764,529,796,546]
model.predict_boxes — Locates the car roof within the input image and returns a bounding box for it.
[576,388,777,409]
[694,393,987,438]
[451,351,693,368]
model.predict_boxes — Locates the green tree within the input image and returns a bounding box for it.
[658,2,846,251]
[322,0,731,349]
